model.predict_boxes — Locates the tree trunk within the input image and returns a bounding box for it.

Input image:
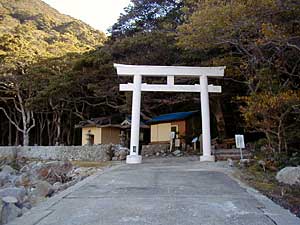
[47,118,53,146]
[67,113,73,146]
[1,126,6,145]
[20,110,35,146]
[23,132,29,146]
[67,129,71,146]
[57,116,61,143]
[277,118,284,154]
[38,114,46,146]
[54,113,62,145]
[15,130,19,146]
[72,127,76,146]
[8,110,12,146]
[265,131,275,153]
[211,98,226,140]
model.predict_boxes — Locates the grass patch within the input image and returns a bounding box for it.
[237,163,300,218]
[250,180,277,191]
[71,161,112,168]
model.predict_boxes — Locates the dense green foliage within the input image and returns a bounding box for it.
[110,0,183,37]
[0,0,299,161]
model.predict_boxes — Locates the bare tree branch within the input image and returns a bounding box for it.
[0,107,23,133]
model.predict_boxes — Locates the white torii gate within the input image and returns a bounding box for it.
[114,64,225,164]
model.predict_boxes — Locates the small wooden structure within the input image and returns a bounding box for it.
[77,116,123,145]
[77,115,149,146]
[147,111,201,144]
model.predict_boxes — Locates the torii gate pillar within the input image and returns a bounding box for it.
[200,75,214,162]
[127,74,143,164]
[115,64,225,164]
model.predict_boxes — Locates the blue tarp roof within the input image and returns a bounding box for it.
[147,111,199,124]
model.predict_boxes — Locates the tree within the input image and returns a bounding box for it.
[177,0,300,152]
[0,29,40,146]
[110,0,184,38]
[0,73,38,146]
[177,0,300,92]
[240,91,300,154]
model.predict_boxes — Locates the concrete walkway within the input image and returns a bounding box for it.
[8,157,300,225]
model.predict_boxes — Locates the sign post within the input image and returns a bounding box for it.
[170,132,175,152]
[192,137,198,151]
[235,134,245,160]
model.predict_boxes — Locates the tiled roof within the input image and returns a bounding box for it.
[76,114,149,129]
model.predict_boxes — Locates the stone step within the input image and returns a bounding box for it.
[215,153,252,161]
[212,148,252,161]
[214,153,252,157]
[214,151,251,156]
[213,149,251,154]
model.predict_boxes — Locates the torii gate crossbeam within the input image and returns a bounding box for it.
[114,64,225,164]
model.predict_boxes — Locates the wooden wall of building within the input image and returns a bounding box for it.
[101,127,120,144]
[82,127,120,145]
[82,127,102,145]
[150,120,187,143]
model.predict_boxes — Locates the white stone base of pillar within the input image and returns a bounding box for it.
[126,155,142,164]
[200,155,215,162]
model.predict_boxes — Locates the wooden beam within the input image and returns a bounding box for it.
[114,64,225,77]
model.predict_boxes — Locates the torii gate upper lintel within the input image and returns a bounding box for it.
[114,63,225,164]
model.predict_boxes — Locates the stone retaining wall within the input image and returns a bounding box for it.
[141,144,170,156]
[0,145,114,162]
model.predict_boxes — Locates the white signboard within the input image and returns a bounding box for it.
[170,132,176,140]
[192,137,198,143]
[175,139,181,147]
[235,135,245,149]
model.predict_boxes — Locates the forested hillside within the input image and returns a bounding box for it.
[0,0,299,165]
[0,0,106,52]
[0,0,107,146]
